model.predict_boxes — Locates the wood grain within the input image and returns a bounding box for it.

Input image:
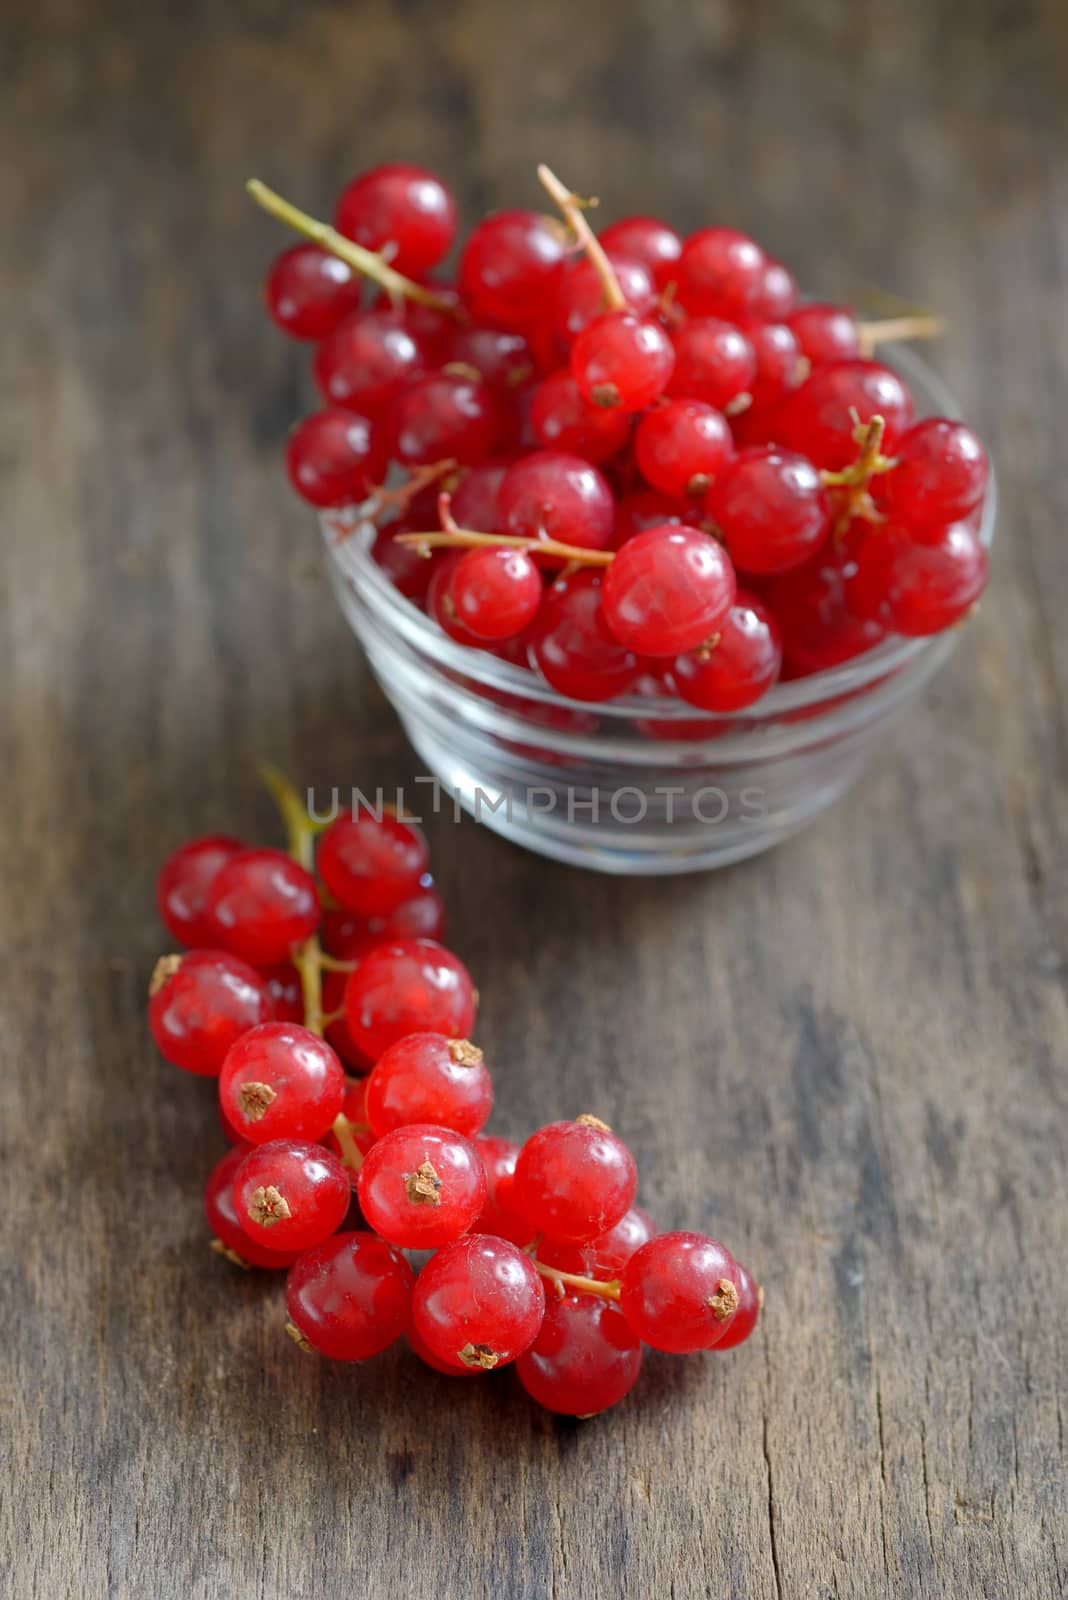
[2,2,1067,1596]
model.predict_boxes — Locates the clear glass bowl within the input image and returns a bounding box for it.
[321,347,995,875]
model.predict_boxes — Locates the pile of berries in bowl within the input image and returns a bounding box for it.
[149,772,761,1417]
[251,162,994,873]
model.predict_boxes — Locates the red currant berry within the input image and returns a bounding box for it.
[411,1234,545,1370]
[633,399,734,498]
[450,458,512,532]
[445,324,535,390]
[537,1205,656,1279]
[620,1231,741,1352]
[673,591,783,711]
[706,446,830,574]
[780,359,915,469]
[628,665,721,742]
[459,210,568,329]
[765,546,885,674]
[612,489,690,549]
[845,519,987,635]
[149,949,273,1076]
[552,252,656,343]
[499,450,615,551]
[427,550,489,645]
[571,310,675,412]
[313,310,427,417]
[391,372,500,467]
[285,409,387,508]
[342,938,477,1060]
[357,1122,486,1248]
[204,1145,303,1268]
[407,1320,479,1375]
[875,418,989,531]
[234,1139,350,1252]
[527,570,640,702]
[676,227,768,320]
[371,521,437,602]
[667,317,756,412]
[516,1292,642,1417]
[530,370,632,464]
[321,879,446,959]
[156,835,244,947]
[513,1116,638,1244]
[448,545,543,640]
[317,810,429,920]
[598,216,682,291]
[260,963,304,1024]
[321,969,373,1072]
[205,848,320,967]
[712,1260,762,1350]
[602,524,737,657]
[752,258,800,321]
[365,1032,493,1139]
[335,164,457,277]
[218,1022,346,1144]
[285,1231,415,1360]
[786,303,860,366]
[264,243,363,341]
[747,321,804,409]
[322,1078,376,1172]
[474,1136,532,1246]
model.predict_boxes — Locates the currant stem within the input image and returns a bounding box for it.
[855,314,944,356]
[247,179,460,315]
[820,414,894,536]
[396,527,614,567]
[532,1259,622,1301]
[537,163,626,313]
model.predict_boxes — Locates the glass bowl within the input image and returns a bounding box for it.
[321,346,995,875]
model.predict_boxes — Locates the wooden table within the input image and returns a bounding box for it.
[4,3,1066,1596]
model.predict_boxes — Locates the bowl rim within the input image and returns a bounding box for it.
[321,344,996,723]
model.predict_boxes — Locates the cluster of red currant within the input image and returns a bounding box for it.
[252,161,990,710]
[148,772,759,1416]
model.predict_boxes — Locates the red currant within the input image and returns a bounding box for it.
[371,521,438,602]
[844,518,987,635]
[321,879,446,958]
[752,258,800,320]
[516,1293,642,1416]
[474,1136,532,1246]
[620,1231,741,1352]
[706,446,830,574]
[445,325,535,390]
[530,370,632,464]
[285,409,387,508]
[765,545,885,674]
[513,1116,637,1244]
[317,810,429,920]
[259,963,304,1024]
[342,938,477,1060]
[218,1022,346,1144]
[407,1320,480,1376]
[676,227,767,320]
[633,399,734,498]
[205,847,320,967]
[322,1078,376,1172]
[552,252,656,342]
[612,489,690,549]
[786,303,859,366]
[527,570,639,701]
[313,310,427,417]
[264,243,362,341]
[156,835,244,947]
[204,1144,303,1268]
[357,1122,487,1248]
[571,310,675,412]
[499,450,615,551]
[450,458,512,532]
[712,1260,762,1350]
[598,215,682,291]
[335,164,457,276]
[602,524,737,657]
[537,1205,656,1278]
[365,1032,493,1139]
[411,1234,545,1370]
[285,1231,415,1360]
[149,949,273,1076]
[780,359,914,469]
[448,545,543,640]
[747,321,803,409]
[667,318,756,411]
[427,551,489,645]
[234,1138,350,1252]
[673,591,783,711]
[458,210,568,329]
[391,372,500,467]
[874,418,989,532]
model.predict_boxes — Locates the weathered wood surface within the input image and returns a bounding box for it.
[2,2,1066,1596]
